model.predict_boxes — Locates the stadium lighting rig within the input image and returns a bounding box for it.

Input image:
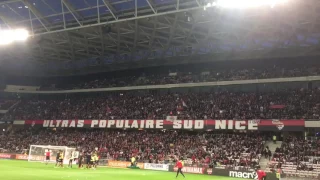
[204,0,288,10]
[0,29,29,45]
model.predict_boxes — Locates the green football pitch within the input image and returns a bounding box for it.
[0,160,246,180]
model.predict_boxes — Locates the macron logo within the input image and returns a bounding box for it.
[229,171,258,179]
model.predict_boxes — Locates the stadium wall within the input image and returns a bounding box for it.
[4,76,320,94]
[5,85,40,91]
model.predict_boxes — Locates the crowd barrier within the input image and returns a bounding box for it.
[2,155,319,179]
[144,163,169,171]
[107,160,144,169]
[0,153,13,159]
[167,165,279,179]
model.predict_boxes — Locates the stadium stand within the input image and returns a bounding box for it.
[2,88,319,120]
[1,0,320,180]
[1,59,320,179]
[40,62,320,90]
[4,59,317,91]
[0,128,264,168]
[0,70,319,179]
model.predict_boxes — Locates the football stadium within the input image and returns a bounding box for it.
[0,0,320,180]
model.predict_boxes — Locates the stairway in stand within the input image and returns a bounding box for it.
[260,141,283,169]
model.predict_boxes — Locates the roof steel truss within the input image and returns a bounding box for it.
[0,0,320,75]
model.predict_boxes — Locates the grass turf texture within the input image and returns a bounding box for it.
[0,160,246,180]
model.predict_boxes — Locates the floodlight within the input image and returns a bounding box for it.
[14,29,29,41]
[0,30,14,45]
[0,29,29,45]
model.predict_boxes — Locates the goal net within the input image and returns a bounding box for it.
[28,145,78,164]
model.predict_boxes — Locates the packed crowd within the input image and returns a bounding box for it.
[0,129,264,167]
[42,65,320,90]
[2,88,320,121]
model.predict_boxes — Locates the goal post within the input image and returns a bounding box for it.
[28,145,77,164]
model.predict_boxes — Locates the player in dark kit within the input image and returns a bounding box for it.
[55,152,60,167]
[175,159,185,178]
[78,152,84,169]
[86,152,92,169]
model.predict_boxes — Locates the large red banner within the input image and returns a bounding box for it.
[14,119,305,131]
[173,166,204,174]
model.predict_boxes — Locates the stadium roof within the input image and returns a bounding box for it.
[0,0,320,76]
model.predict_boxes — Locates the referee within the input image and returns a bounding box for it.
[175,159,185,178]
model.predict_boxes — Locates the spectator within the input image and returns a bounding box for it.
[0,128,264,168]
[3,88,320,121]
